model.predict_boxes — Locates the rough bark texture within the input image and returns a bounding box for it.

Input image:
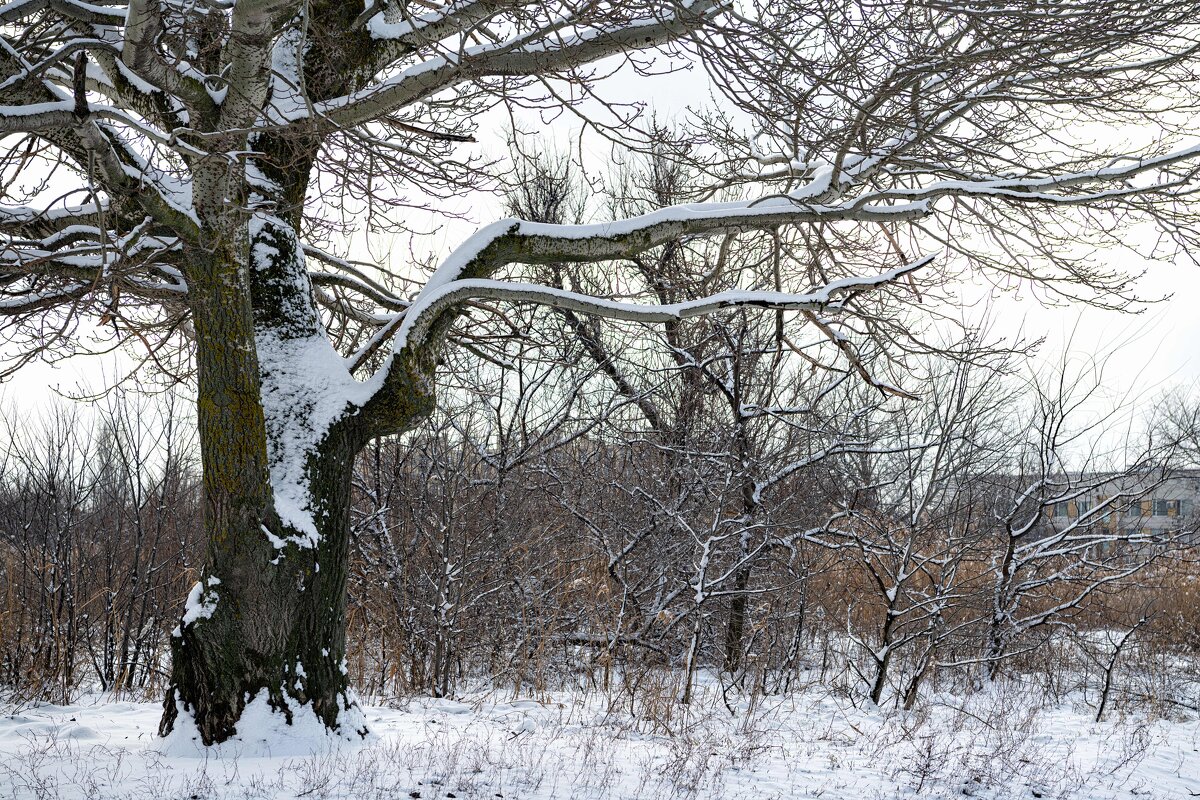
[156,218,365,742]
[158,239,279,742]
[151,7,398,735]
[159,421,367,743]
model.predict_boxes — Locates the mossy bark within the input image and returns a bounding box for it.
[157,230,366,741]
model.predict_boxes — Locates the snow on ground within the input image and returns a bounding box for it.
[0,681,1196,799]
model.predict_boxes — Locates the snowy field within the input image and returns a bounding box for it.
[1,681,1196,800]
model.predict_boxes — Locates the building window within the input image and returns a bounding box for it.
[1153,499,1182,517]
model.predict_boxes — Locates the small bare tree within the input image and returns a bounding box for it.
[980,367,1186,679]
[816,353,1014,706]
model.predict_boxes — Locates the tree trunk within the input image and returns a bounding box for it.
[160,417,366,743]
[157,214,395,743]
[985,618,1008,681]
[869,603,898,706]
[722,412,756,677]
[152,114,437,739]
[902,646,934,711]
[986,532,1019,681]
[723,561,751,674]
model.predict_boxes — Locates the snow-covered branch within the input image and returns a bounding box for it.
[393,255,931,353]
[121,0,215,113]
[321,0,722,129]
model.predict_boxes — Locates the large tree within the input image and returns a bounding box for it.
[3,0,1200,743]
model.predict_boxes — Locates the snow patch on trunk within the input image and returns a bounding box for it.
[265,25,308,124]
[256,333,375,545]
[172,576,220,637]
[250,213,379,545]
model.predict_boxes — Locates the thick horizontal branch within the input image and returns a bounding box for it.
[0,0,124,25]
[362,0,508,42]
[0,101,182,149]
[1,200,107,239]
[422,199,933,291]
[0,280,90,312]
[394,254,934,352]
[359,0,515,75]
[870,145,1200,206]
[413,139,1200,305]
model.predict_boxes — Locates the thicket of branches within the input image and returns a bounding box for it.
[3,359,1196,719]
[4,150,1197,715]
